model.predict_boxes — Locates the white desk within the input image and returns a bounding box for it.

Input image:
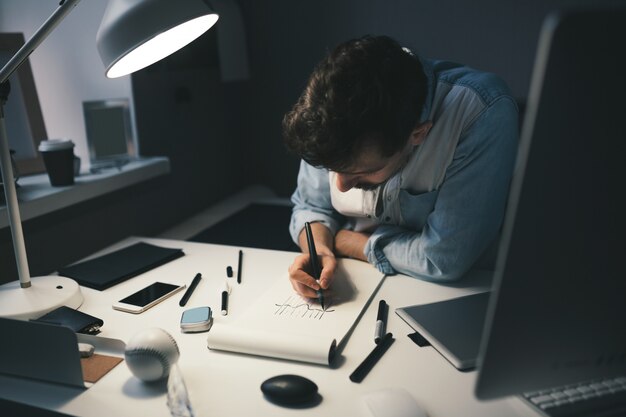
[0,237,539,417]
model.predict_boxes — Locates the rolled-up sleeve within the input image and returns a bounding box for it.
[290,161,346,244]
[364,96,519,281]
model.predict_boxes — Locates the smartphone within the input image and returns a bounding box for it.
[112,281,185,314]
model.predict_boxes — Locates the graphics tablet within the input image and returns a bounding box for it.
[396,291,490,371]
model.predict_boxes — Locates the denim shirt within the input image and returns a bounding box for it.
[289,59,519,281]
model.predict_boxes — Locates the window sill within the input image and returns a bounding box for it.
[1,157,170,229]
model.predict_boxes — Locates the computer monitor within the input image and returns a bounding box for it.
[475,8,626,399]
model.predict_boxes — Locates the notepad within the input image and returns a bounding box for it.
[206,258,384,365]
[58,242,184,290]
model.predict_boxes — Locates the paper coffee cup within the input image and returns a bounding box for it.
[38,139,76,186]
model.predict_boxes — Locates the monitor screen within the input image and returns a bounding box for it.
[475,8,626,399]
[83,98,135,169]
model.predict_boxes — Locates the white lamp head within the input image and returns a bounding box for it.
[96,0,219,78]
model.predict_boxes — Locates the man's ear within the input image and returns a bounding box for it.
[410,121,433,146]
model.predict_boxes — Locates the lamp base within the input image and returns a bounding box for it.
[0,276,83,320]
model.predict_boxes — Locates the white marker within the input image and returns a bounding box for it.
[374,300,387,344]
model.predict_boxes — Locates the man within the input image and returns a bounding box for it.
[282,35,518,299]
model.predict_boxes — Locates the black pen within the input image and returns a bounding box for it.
[374,300,387,344]
[237,250,243,284]
[179,273,202,306]
[349,332,395,383]
[304,222,325,310]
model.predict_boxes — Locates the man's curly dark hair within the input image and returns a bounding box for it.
[282,35,428,171]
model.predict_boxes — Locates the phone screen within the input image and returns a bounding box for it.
[118,282,181,307]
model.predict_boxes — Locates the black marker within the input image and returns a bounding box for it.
[221,282,230,315]
[179,273,201,307]
[237,250,243,284]
[226,266,233,278]
[349,332,395,383]
[374,300,387,344]
[304,222,325,310]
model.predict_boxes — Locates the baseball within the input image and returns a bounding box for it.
[125,327,180,382]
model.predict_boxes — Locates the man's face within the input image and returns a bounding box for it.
[332,122,432,193]
[333,144,411,192]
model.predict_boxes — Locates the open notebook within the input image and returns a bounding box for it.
[207,258,385,365]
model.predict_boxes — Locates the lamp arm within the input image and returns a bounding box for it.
[0,110,30,286]
[0,0,82,83]
[0,0,82,288]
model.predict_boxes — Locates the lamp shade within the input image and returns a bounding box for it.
[96,0,219,78]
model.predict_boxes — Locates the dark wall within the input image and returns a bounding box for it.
[131,28,248,217]
[3,0,622,282]
[233,0,623,196]
[81,0,626,219]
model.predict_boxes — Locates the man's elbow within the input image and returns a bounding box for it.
[403,258,471,282]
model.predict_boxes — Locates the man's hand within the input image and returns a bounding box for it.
[288,250,337,298]
[334,229,369,261]
[289,222,337,298]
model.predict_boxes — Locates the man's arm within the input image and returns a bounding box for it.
[334,229,368,261]
[289,160,345,242]
[288,162,344,297]
[364,97,519,280]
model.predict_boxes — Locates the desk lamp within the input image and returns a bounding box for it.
[0,0,218,319]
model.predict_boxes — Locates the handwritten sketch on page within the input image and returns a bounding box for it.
[274,295,336,319]
[270,267,355,321]
[207,258,384,365]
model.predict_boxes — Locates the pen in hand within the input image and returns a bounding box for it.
[304,222,325,310]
